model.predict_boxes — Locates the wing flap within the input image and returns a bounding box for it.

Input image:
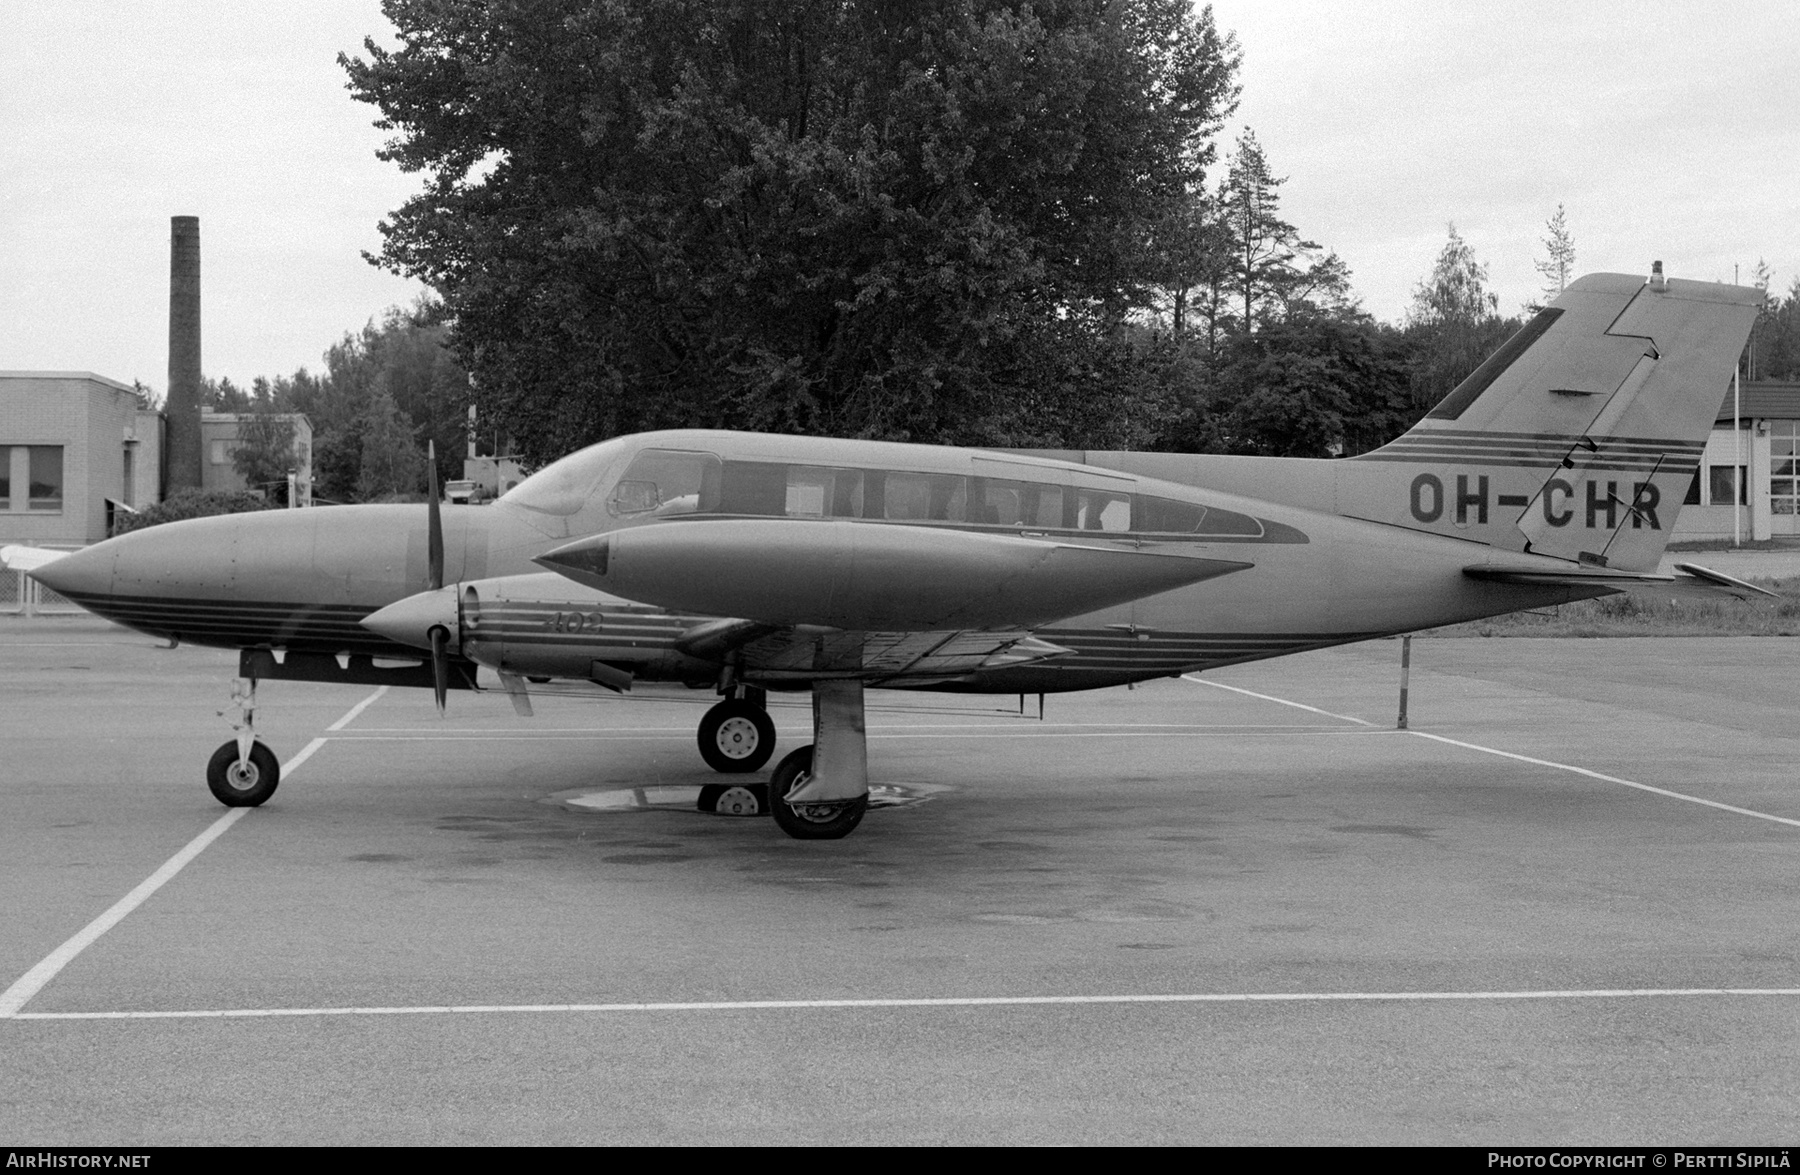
[734,627,1073,683]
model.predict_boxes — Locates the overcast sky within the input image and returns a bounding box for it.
[3,1,1796,393]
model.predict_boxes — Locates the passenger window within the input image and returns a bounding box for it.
[977,480,1028,526]
[1136,496,1207,534]
[785,466,864,518]
[1198,507,1262,536]
[607,449,721,517]
[881,472,965,522]
[1075,489,1130,532]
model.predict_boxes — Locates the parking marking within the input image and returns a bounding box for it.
[1411,731,1800,831]
[1190,676,1800,832]
[0,687,387,1019]
[1183,676,1377,726]
[332,729,1384,742]
[15,986,1800,1021]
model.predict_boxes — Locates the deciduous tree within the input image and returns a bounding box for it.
[342,0,1242,462]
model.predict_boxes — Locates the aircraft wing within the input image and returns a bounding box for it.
[1463,560,1776,601]
[697,623,1071,684]
[0,545,69,573]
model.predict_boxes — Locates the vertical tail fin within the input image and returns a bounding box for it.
[1354,271,1762,569]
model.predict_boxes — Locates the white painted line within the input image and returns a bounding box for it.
[0,688,385,1019]
[327,685,389,731]
[1182,676,1376,726]
[16,986,1800,1020]
[1410,731,1800,831]
[353,721,1343,734]
[332,730,1384,743]
[0,808,251,1018]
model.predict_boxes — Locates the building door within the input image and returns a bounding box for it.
[1771,421,1800,536]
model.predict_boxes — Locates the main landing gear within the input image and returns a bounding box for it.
[697,686,777,774]
[768,680,869,840]
[207,677,280,807]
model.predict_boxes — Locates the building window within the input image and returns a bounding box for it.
[28,446,63,510]
[0,445,10,509]
[1708,465,1747,506]
[209,439,232,465]
[1771,422,1799,516]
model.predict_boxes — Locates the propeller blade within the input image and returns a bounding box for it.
[426,440,444,591]
[429,626,450,717]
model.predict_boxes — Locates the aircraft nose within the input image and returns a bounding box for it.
[360,586,460,651]
[26,543,115,599]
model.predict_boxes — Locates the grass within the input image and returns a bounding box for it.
[1426,577,1800,638]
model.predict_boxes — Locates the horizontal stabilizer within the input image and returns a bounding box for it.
[1670,562,1781,600]
[1,545,69,574]
[538,519,1251,631]
[1463,561,1777,601]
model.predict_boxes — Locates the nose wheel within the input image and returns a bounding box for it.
[207,675,280,807]
[697,698,776,773]
[206,740,280,806]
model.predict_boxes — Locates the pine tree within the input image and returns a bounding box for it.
[1534,204,1576,303]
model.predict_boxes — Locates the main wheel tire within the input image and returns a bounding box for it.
[206,740,280,807]
[697,699,777,773]
[768,745,867,840]
[697,782,770,816]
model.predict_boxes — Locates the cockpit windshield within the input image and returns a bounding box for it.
[496,438,634,516]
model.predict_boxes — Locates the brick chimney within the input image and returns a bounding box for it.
[165,215,203,491]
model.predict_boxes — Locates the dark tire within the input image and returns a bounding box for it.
[768,745,867,840]
[697,700,776,773]
[697,782,770,816]
[206,740,280,807]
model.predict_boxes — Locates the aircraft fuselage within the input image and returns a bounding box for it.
[35,429,1599,694]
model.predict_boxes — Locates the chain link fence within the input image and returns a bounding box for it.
[1,544,86,615]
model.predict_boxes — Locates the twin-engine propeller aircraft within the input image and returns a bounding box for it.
[11,270,1773,839]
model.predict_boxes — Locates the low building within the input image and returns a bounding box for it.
[1672,382,1800,542]
[200,411,314,506]
[0,371,164,546]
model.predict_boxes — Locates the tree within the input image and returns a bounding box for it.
[1219,128,1307,331]
[342,0,1243,463]
[354,387,426,501]
[1749,276,1800,381]
[1534,203,1576,304]
[1404,224,1516,411]
[229,409,299,503]
[1206,313,1412,457]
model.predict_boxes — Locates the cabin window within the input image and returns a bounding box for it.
[28,446,62,511]
[879,472,966,522]
[607,448,722,517]
[1135,496,1207,534]
[1073,489,1130,532]
[785,466,864,518]
[969,479,1064,528]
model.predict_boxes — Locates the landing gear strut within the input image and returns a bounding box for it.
[697,687,776,773]
[207,676,280,807]
[770,680,868,840]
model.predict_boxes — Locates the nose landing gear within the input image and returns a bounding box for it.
[207,676,280,807]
